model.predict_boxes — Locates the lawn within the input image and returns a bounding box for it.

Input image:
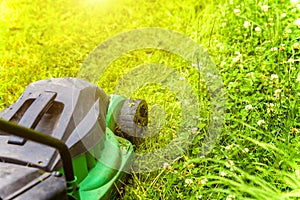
[1,0,300,199]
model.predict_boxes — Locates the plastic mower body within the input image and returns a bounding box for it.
[0,78,148,200]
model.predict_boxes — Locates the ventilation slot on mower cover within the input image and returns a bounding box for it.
[8,91,57,145]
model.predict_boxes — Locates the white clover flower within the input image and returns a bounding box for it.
[255,26,262,32]
[267,103,275,113]
[297,4,300,10]
[213,116,219,120]
[294,18,300,27]
[220,171,227,177]
[225,144,234,150]
[261,5,269,12]
[200,178,208,185]
[216,42,223,48]
[293,42,300,50]
[226,160,234,167]
[274,89,281,98]
[242,148,249,153]
[291,0,300,5]
[234,8,241,15]
[270,74,279,81]
[286,29,292,34]
[243,21,251,28]
[270,47,278,51]
[221,61,227,67]
[232,52,242,62]
[226,194,236,200]
[281,13,287,18]
[257,120,265,126]
[185,178,193,185]
[179,76,185,81]
[192,127,198,134]
[245,104,253,110]
[163,162,170,170]
[297,75,300,83]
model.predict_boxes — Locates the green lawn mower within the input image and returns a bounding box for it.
[0,78,148,200]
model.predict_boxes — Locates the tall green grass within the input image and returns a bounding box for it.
[1,0,300,199]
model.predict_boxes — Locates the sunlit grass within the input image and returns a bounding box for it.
[1,0,300,199]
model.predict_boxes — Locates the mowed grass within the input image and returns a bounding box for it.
[1,0,300,199]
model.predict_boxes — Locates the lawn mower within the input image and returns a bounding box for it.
[0,78,148,200]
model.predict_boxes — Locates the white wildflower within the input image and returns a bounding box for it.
[185,178,193,185]
[221,61,227,67]
[297,76,300,83]
[270,47,278,51]
[225,160,234,171]
[234,8,241,15]
[232,51,242,62]
[267,103,275,113]
[257,120,265,126]
[245,104,253,110]
[220,171,227,177]
[242,148,249,153]
[225,144,234,150]
[261,5,269,12]
[163,162,170,170]
[192,127,198,134]
[200,178,208,185]
[293,42,300,50]
[179,76,185,81]
[291,0,300,5]
[281,13,287,18]
[226,194,236,200]
[286,29,292,34]
[213,116,219,121]
[255,26,262,32]
[274,89,281,98]
[243,21,251,28]
[270,74,279,81]
[294,18,300,27]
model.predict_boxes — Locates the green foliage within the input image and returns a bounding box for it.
[1,0,300,199]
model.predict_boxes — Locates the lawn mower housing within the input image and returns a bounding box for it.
[0,78,148,200]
